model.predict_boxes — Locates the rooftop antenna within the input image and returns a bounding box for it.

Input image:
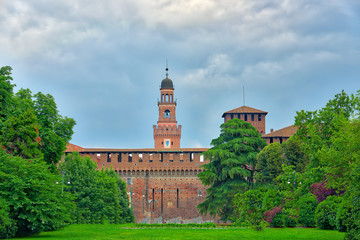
[166,59,169,78]
[243,85,245,106]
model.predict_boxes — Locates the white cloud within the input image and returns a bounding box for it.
[180,53,236,89]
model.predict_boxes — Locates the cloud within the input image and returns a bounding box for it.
[180,53,236,89]
[0,0,359,148]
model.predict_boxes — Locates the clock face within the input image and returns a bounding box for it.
[164,139,171,148]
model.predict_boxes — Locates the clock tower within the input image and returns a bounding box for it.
[153,69,181,149]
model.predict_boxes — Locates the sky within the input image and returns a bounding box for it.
[1,0,360,149]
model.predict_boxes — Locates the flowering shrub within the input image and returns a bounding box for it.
[310,181,337,203]
[264,206,282,224]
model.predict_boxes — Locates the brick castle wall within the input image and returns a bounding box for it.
[74,150,215,223]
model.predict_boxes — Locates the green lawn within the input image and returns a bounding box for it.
[13,224,345,240]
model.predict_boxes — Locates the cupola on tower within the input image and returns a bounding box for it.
[153,68,182,149]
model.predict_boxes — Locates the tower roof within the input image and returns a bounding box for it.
[161,77,174,90]
[262,125,298,138]
[222,106,267,117]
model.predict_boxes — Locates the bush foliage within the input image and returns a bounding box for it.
[61,152,134,224]
[0,150,74,237]
[315,196,342,230]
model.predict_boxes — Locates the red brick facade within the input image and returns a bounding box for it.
[66,149,214,223]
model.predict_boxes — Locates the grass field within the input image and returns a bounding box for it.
[12,224,345,240]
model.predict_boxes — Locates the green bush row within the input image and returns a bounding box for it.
[233,186,353,231]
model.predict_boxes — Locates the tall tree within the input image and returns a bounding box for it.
[33,92,76,167]
[0,109,42,159]
[295,90,356,168]
[0,66,15,119]
[198,119,267,220]
[0,66,76,166]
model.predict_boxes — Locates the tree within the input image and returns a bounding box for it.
[197,118,267,220]
[255,142,283,184]
[0,109,42,159]
[0,150,74,237]
[0,66,15,119]
[294,90,356,168]
[318,120,360,192]
[106,169,135,223]
[0,75,76,167]
[282,136,309,173]
[34,92,76,168]
[0,86,77,164]
[60,152,134,224]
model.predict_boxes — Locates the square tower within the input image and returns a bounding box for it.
[222,105,267,135]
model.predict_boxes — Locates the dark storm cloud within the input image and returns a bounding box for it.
[0,0,359,148]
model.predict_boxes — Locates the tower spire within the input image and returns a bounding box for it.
[243,85,245,106]
[166,59,169,78]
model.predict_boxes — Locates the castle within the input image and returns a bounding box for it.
[65,69,296,223]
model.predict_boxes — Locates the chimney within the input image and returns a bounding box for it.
[270,129,274,133]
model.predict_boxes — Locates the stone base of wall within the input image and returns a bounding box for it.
[140,216,211,224]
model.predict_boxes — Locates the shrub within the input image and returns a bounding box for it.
[60,152,134,224]
[336,199,351,232]
[310,181,338,203]
[233,189,267,230]
[298,193,318,227]
[283,208,298,227]
[262,188,284,211]
[315,195,342,230]
[271,211,284,227]
[0,150,74,237]
[0,198,17,239]
[264,206,282,225]
[344,163,360,240]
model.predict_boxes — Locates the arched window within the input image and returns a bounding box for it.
[164,110,170,118]
[166,94,169,102]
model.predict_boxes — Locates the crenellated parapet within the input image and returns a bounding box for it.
[67,148,209,173]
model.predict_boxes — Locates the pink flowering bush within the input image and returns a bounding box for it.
[310,181,337,203]
[264,206,283,227]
